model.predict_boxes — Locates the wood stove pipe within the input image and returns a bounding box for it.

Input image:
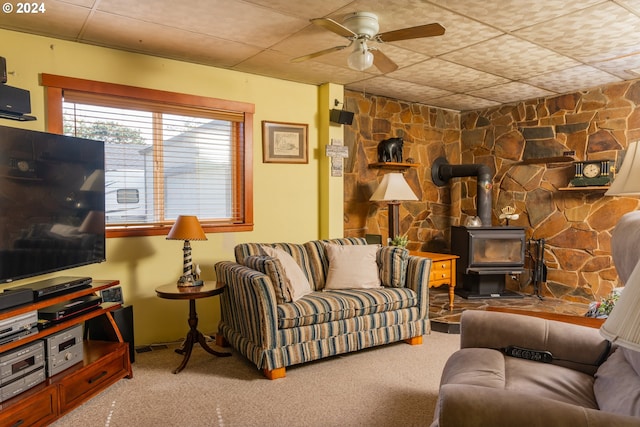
[431,157,493,226]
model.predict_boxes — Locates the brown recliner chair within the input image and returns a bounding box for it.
[432,211,640,427]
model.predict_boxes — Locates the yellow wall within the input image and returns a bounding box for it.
[0,28,337,345]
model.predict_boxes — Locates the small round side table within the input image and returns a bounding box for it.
[155,281,231,374]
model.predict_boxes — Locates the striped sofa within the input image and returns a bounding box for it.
[214,237,432,379]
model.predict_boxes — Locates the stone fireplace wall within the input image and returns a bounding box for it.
[342,90,461,253]
[460,81,640,302]
[345,80,640,304]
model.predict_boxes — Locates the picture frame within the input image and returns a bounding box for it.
[100,286,124,304]
[262,121,308,164]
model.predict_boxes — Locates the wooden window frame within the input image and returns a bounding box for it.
[41,73,254,238]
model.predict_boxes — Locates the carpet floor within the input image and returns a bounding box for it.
[51,331,460,427]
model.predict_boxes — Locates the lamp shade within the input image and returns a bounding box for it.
[166,215,207,241]
[606,141,640,196]
[600,259,640,351]
[370,173,419,202]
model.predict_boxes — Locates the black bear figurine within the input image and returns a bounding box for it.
[377,137,403,163]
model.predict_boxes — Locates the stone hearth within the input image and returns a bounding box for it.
[429,287,591,334]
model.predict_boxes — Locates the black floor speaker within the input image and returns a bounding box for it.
[86,305,135,363]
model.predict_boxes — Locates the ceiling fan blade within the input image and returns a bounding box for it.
[310,17,357,38]
[290,45,348,63]
[372,50,398,73]
[377,23,445,42]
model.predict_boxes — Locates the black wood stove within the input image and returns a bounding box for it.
[451,225,525,298]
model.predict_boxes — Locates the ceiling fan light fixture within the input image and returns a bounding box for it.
[348,40,374,71]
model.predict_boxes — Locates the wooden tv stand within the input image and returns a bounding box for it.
[0,279,132,426]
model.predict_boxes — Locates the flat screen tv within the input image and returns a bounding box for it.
[0,125,105,283]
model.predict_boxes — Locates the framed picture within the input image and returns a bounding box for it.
[100,286,124,304]
[262,121,308,164]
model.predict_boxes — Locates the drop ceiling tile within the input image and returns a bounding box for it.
[82,12,262,67]
[429,0,602,32]
[469,82,556,104]
[523,65,622,94]
[427,94,501,111]
[234,50,365,86]
[514,2,640,63]
[96,0,309,47]
[0,0,90,38]
[382,5,502,56]
[441,35,581,80]
[59,0,96,6]
[346,76,453,104]
[241,0,353,19]
[591,53,640,80]
[389,58,510,93]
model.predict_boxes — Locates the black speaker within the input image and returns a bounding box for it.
[330,108,354,125]
[0,57,6,84]
[86,305,135,363]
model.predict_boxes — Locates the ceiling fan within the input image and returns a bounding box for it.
[291,12,445,73]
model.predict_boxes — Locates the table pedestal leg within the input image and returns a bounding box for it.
[173,299,231,374]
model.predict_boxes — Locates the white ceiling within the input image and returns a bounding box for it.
[2,0,640,111]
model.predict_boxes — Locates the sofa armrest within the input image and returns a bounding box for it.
[432,384,640,427]
[405,255,432,318]
[460,310,611,375]
[215,261,279,349]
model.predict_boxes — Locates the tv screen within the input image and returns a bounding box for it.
[0,125,105,283]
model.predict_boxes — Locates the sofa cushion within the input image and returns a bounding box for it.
[377,246,408,287]
[324,243,381,290]
[243,255,292,303]
[441,348,598,409]
[277,288,418,329]
[594,347,640,417]
[261,245,312,301]
[303,238,368,290]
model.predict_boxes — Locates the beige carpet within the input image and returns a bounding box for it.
[51,331,460,427]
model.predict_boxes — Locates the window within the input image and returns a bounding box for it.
[42,74,254,237]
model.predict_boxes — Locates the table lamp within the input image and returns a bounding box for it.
[370,172,418,243]
[606,141,640,196]
[600,141,640,349]
[166,215,207,287]
[600,258,640,351]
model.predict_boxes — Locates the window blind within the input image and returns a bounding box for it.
[62,94,244,229]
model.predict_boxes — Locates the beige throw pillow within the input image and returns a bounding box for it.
[324,244,381,290]
[261,246,312,301]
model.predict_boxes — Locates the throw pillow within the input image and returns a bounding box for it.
[261,245,312,301]
[593,347,640,417]
[243,255,292,304]
[324,243,381,290]
[377,246,408,287]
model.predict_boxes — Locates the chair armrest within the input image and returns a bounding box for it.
[432,384,640,427]
[460,310,611,375]
[215,261,279,349]
[405,255,431,318]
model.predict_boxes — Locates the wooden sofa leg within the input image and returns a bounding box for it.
[405,336,423,345]
[215,333,229,347]
[263,367,286,380]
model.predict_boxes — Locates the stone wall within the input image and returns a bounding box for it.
[461,81,640,302]
[343,90,460,252]
[344,80,640,304]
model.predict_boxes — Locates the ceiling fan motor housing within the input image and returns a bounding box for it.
[343,12,379,39]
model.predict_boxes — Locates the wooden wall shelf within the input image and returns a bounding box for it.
[518,156,574,165]
[558,186,610,192]
[368,162,419,170]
